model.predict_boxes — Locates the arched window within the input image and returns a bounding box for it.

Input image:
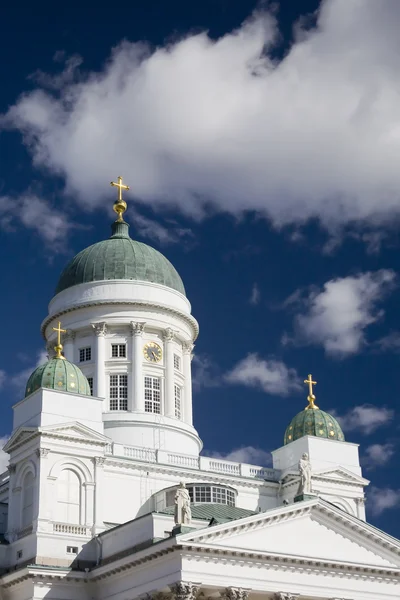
[56,469,81,524]
[22,472,34,528]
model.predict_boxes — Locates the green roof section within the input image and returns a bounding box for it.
[55,220,185,296]
[160,503,257,522]
[25,357,91,398]
[284,408,345,445]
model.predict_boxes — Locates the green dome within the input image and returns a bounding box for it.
[284,407,345,445]
[55,221,185,296]
[25,357,91,397]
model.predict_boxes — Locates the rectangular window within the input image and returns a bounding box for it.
[16,550,23,559]
[79,347,91,362]
[111,343,126,358]
[174,385,182,419]
[144,376,161,413]
[173,354,181,370]
[87,377,93,396]
[67,546,79,554]
[109,374,128,410]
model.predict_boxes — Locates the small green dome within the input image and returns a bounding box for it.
[55,221,185,296]
[25,357,91,397]
[284,407,345,445]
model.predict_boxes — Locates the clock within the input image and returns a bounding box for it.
[143,342,162,363]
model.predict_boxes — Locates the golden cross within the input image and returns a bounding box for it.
[110,175,130,202]
[52,321,66,359]
[304,374,317,397]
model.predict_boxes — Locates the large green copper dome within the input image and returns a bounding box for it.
[284,407,345,445]
[55,221,185,296]
[25,357,91,398]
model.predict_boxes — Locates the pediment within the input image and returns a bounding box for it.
[313,466,369,486]
[3,428,38,452]
[39,422,109,444]
[180,499,400,569]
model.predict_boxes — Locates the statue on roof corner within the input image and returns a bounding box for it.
[174,482,192,525]
[298,452,312,495]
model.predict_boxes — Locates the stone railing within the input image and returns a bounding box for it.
[105,443,279,481]
[53,523,90,536]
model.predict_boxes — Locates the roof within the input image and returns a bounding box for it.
[284,407,345,445]
[55,220,185,296]
[25,357,91,398]
[160,503,257,523]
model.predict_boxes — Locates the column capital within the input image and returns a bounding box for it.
[274,594,299,600]
[182,341,194,355]
[170,583,199,600]
[130,321,146,335]
[94,457,106,467]
[355,496,366,505]
[163,327,175,342]
[92,322,107,337]
[8,464,16,474]
[36,448,50,459]
[64,329,76,341]
[222,589,250,600]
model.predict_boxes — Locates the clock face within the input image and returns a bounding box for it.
[143,342,162,363]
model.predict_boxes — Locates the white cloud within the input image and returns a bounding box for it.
[0,370,6,389]
[368,487,400,516]
[364,443,395,468]
[192,354,220,390]
[224,353,301,396]
[130,208,194,246]
[0,194,76,249]
[249,283,261,305]
[375,331,400,352]
[5,2,400,234]
[287,270,396,356]
[206,446,271,466]
[334,404,394,435]
[10,350,48,395]
[0,436,10,474]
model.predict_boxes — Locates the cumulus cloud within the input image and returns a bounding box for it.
[285,270,396,356]
[0,194,77,249]
[206,446,271,466]
[364,443,395,468]
[224,353,301,396]
[368,487,400,516]
[5,2,400,235]
[249,283,261,305]
[334,404,394,435]
[192,354,221,390]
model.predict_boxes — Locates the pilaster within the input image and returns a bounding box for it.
[63,329,76,362]
[92,322,107,400]
[163,328,175,418]
[131,322,145,411]
[93,457,105,533]
[182,342,194,425]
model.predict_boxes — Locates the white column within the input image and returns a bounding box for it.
[63,330,75,362]
[84,482,95,527]
[92,322,107,399]
[163,328,175,418]
[93,457,105,533]
[35,448,50,530]
[131,322,145,412]
[182,342,194,425]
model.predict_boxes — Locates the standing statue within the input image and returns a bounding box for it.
[298,452,312,495]
[174,482,192,525]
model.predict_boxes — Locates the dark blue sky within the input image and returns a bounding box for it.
[1,0,400,536]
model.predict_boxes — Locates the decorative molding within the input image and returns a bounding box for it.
[130,321,146,335]
[64,329,76,341]
[36,448,50,458]
[182,342,194,355]
[8,464,16,474]
[94,457,106,467]
[41,300,199,340]
[170,582,199,600]
[275,594,299,600]
[163,327,175,342]
[222,588,250,600]
[355,497,366,505]
[92,322,107,337]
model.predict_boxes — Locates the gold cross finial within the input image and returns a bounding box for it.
[304,374,319,409]
[52,321,67,359]
[110,175,130,222]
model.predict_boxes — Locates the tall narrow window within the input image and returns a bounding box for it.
[144,377,161,413]
[111,344,126,358]
[173,354,181,370]
[87,377,93,396]
[109,374,128,410]
[174,385,182,419]
[22,472,34,529]
[56,469,81,524]
[79,347,91,362]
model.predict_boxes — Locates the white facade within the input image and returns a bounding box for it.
[0,232,398,599]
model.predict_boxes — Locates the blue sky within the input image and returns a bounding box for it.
[1,0,400,536]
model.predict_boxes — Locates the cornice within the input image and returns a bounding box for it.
[41,300,199,340]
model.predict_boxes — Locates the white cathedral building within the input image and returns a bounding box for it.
[0,180,399,599]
